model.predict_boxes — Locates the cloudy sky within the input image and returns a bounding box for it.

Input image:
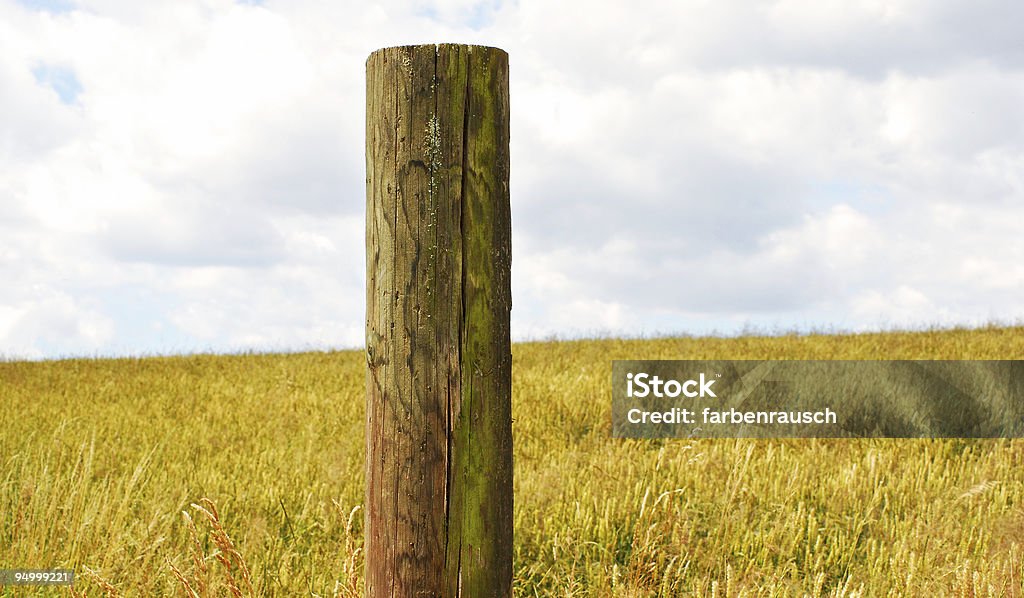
[1,0,1022,359]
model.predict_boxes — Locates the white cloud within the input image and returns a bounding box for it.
[1,0,1023,358]
[851,285,948,326]
[0,290,114,358]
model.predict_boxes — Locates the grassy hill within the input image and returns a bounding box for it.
[2,326,1023,596]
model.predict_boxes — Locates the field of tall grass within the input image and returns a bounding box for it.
[2,326,1024,596]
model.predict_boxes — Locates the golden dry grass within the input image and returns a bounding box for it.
[2,325,1024,596]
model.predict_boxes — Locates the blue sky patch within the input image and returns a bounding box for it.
[416,0,502,30]
[32,64,83,104]
[807,179,892,216]
[16,0,75,13]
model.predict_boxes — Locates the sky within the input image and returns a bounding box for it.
[1,0,1022,359]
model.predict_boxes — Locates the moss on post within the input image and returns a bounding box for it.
[365,44,512,598]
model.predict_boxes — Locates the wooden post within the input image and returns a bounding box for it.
[364,44,512,597]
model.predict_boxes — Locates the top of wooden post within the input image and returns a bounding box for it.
[366,43,508,64]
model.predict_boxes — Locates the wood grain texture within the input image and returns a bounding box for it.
[365,44,511,598]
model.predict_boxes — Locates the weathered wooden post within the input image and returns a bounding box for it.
[364,44,512,597]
